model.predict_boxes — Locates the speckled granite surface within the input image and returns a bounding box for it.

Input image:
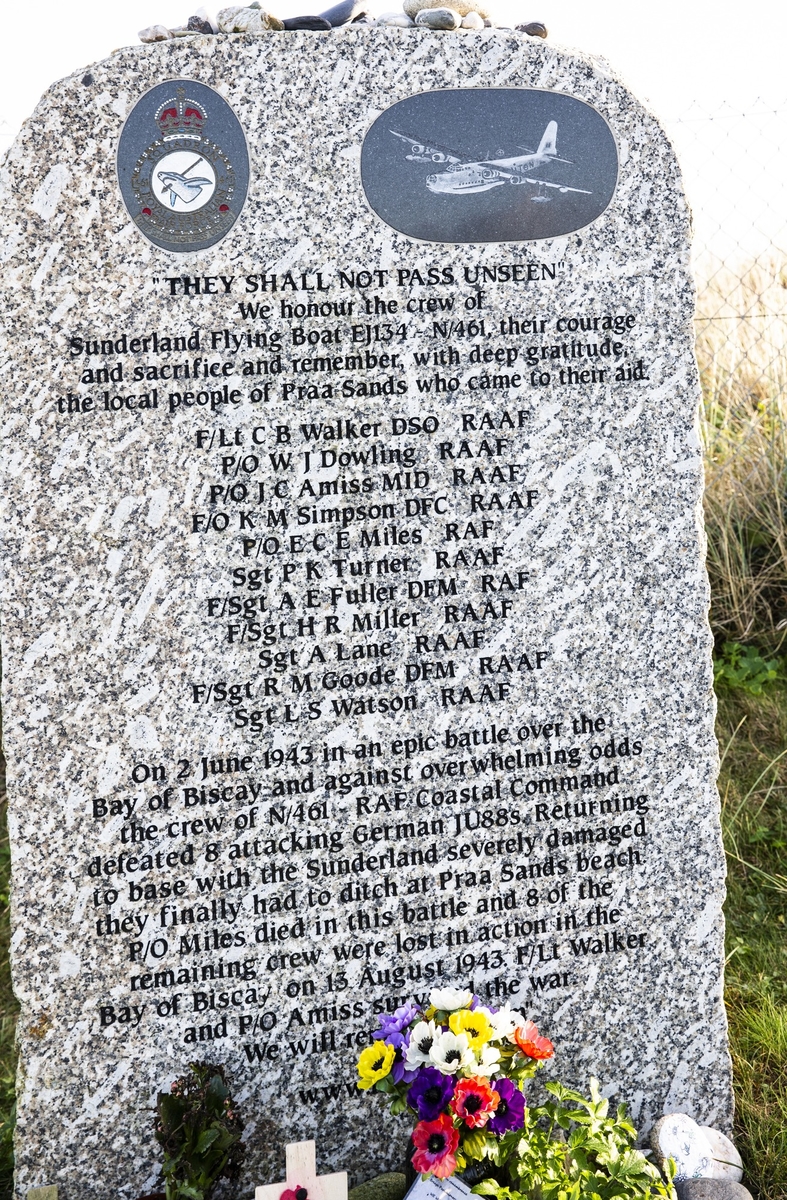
[0,30,731,1200]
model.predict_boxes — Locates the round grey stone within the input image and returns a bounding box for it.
[282,15,333,28]
[516,20,547,36]
[415,7,462,28]
[675,1182,753,1200]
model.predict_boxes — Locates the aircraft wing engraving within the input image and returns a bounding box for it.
[389,130,464,164]
[481,169,592,194]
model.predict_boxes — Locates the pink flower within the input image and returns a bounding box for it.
[513,1021,554,1060]
[450,1076,499,1129]
[411,1114,459,1178]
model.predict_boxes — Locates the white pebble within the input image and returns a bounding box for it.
[376,10,416,23]
[650,1115,714,1182]
[461,11,484,28]
[217,4,245,29]
[699,1128,744,1183]
[138,23,172,40]
[216,4,281,30]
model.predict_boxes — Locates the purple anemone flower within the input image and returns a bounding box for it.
[488,1078,526,1134]
[378,1003,420,1048]
[390,1042,418,1085]
[407,1067,455,1121]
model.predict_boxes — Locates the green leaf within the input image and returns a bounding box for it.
[195,1127,221,1154]
[462,1130,490,1161]
[714,642,782,695]
[207,1074,229,1101]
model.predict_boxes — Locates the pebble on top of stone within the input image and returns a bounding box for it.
[139,0,546,39]
[415,7,460,28]
[375,11,414,23]
[217,5,285,32]
[139,22,173,40]
[318,0,368,23]
[517,20,547,36]
[281,14,333,27]
[403,0,487,17]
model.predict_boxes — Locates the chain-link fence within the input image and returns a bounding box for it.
[662,103,787,647]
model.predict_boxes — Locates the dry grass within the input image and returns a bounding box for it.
[699,257,787,647]
[701,264,787,1198]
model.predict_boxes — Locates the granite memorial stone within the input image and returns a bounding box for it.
[0,25,732,1200]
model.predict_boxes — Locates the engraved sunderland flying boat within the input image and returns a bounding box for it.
[389,120,592,198]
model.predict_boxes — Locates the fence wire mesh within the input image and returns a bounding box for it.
[662,103,787,647]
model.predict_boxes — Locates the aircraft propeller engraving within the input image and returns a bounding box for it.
[390,120,592,197]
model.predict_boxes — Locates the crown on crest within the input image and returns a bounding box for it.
[155,86,206,136]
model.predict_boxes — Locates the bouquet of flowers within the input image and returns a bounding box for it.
[356,986,554,1181]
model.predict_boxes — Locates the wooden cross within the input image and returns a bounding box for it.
[255,1141,348,1200]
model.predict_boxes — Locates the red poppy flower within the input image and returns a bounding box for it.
[411,1113,460,1178]
[513,1021,554,1060]
[280,1187,308,1200]
[450,1075,500,1128]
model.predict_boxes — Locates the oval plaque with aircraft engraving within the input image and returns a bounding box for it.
[117,79,249,253]
[361,88,618,243]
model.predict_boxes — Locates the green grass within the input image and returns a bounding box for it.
[716,683,787,1200]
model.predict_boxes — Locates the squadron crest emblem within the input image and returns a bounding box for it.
[117,79,249,253]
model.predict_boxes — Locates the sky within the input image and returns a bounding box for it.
[1,0,785,262]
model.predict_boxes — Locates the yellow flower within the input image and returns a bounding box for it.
[357,1041,396,1090]
[448,1008,493,1052]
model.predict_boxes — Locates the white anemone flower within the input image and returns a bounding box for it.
[468,1043,501,1077]
[405,1019,439,1069]
[429,1030,474,1075]
[429,986,473,1012]
[485,1004,526,1041]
